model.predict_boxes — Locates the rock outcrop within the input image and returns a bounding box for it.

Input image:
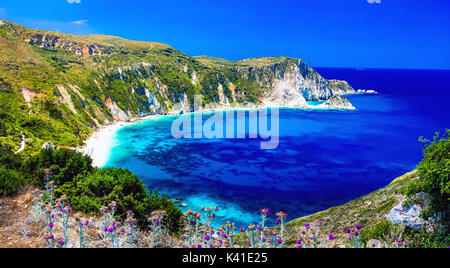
[317,95,356,110]
[386,200,426,231]
[329,80,357,95]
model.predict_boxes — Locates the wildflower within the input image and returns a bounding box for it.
[329,234,335,240]
[197,244,202,248]
[49,223,54,229]
[297,245,302,248]
[249,224,255,230]
[345,228,351,233]
[204,235,211,241]
[355,224,362,230]
[296,239,302,244]
[275,219,280,224]
[108,227,114,233]
[317,220,323,226]
[240,227,245,232]
[372,243,377,248]
[348,236,353,241]
[260,208,270,215]
[304,223,310,229]
[277,239,283,244]
[276,211,288,219]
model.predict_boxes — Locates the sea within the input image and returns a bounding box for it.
[105,68,450,228]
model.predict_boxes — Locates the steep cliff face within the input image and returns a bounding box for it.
[0,20,358,151]
[329,79,357,95]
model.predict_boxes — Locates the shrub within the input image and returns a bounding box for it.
[406,228,450,248]
[407,130,450,231]
[0,167,24,196]
[55,168,183,233]
[22,148,94,186]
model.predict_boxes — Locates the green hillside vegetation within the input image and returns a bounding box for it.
[0,20,345,155]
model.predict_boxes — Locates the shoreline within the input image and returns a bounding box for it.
[80,115,158,167]
[80,93,373,167]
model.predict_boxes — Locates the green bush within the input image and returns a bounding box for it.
[406,228,450,248]
[407,130,450,231]
[0,167,24,196]
[55,167,182,233]
[360,220,406,245]
[22,148,94,186]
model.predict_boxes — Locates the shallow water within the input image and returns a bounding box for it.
[106,68,450,228]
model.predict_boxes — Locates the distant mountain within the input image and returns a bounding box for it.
[0,20,355,153]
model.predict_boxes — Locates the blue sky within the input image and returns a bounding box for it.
[0,0,449,69]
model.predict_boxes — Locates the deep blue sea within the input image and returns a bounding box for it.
[106,68,450,228]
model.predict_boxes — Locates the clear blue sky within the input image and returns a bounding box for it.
[0,0,449,69]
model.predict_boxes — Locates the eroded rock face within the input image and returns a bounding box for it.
[317,95,356,110]
[22,33,109,56]
[237,59,333,104]
[329,80,357,95]
[386,200,426,231]
[105,97,130,122]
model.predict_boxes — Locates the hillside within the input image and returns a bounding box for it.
[282,170,419,247]
[0,20,355,154]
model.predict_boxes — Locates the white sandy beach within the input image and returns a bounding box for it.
[81,116,156,167]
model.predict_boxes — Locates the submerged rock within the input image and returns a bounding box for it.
[317,95,356,110]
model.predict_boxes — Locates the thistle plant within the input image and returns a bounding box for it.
[275,211,288,246]
[248,224,257,248]
[56,195,71,247]
[74,214,90,248]
[126,210,137,248]
[105,221,119,248]
[43,204,56,248]
[296,221,331,248]
[258,208,270,247]
[347,224,363,248]
[101,201,117,237]
[184,209,201,246]
[32,190,42,223]
[148,210,167,248]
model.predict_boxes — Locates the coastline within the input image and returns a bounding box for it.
[80,115,157,167]
[80,98,365,167]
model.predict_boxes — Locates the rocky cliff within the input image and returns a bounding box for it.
[0,20,357,152]
[329,79,357,95]
[318,95,356,110]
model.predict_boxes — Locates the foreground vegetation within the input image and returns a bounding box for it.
[0,131,448,248]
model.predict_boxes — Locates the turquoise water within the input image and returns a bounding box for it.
[106,68,450,228]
